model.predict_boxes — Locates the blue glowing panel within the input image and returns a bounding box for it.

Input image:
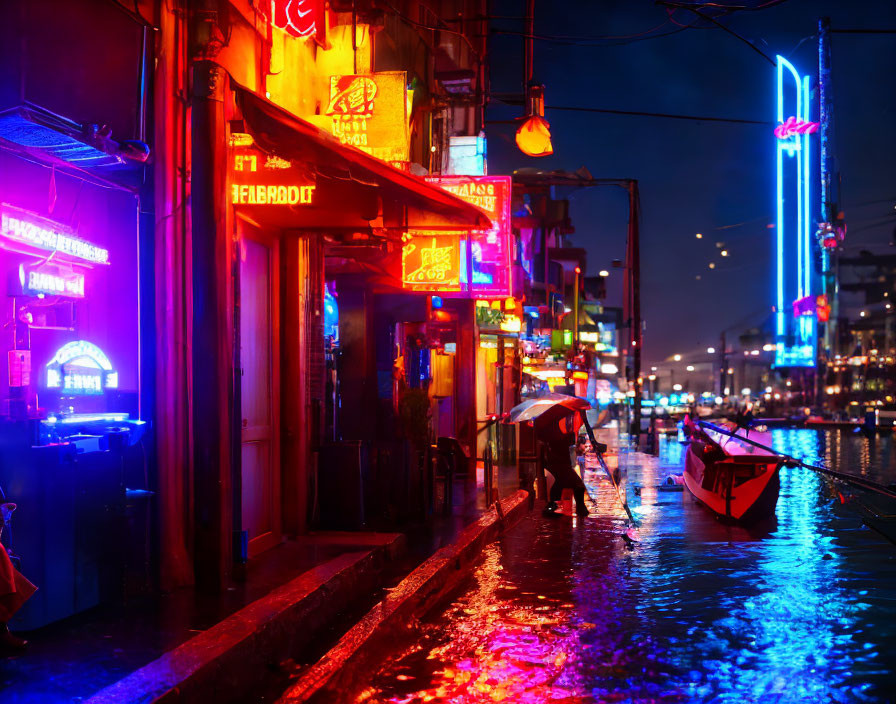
[774,56,816,369]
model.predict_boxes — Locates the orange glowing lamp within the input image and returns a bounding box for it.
[516,115,553,157]
[516,84,553,157]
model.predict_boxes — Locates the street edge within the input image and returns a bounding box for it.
[277,489,531,704]
[84,535,404,704]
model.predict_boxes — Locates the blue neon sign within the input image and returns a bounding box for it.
[774,56,816,368]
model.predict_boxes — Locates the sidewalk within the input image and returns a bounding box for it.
[0,533,403,704]
[1,470,520,703]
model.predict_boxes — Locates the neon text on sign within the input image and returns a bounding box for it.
[21,264,85,298]
[401,232,462,292]
[231,184,315,205]
[774,116,819,140]
[46,340,118,395]
[261,0,317,38]
[425,176,513,297]
[0,205,109,264]
[774,56,815,368]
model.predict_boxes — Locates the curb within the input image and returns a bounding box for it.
[277,489,531,704]
[86,535,403,704]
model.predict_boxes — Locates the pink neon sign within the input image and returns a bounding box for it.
[774,116,819,140]
[261,0,318,38]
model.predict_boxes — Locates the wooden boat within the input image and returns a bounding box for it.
[682,418,785,522]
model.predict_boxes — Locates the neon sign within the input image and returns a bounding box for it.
[318,72,410,162]
[20,263,85,298]
[774,56,816,368]
[45,340,118,395]
[425,176,513,297]
[401,232,462,292]
[230,147,316,206]
[260,0,318,38]
[774,116,819,139]
[231,184,315,205]
[0,205,109,265]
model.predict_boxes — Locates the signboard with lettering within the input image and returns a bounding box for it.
[0,205,109,265]
[21,262,85,298]
[316,72,410,163]
[425,176,513,297]
[229,142,316,207]
[401,231,463,292]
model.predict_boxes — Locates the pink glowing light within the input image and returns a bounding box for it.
[774,116,819,140]
[262,0,318,38]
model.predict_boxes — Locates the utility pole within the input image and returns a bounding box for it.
[627,181,642,436]
[818,17,840,375]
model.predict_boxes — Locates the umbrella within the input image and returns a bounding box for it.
[505,393,590,425]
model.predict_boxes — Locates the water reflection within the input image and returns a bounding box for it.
[364,429,896,704]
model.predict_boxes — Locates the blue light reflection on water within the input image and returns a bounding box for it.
[364,429,896,704]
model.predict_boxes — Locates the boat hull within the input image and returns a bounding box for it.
[684,439,781,523]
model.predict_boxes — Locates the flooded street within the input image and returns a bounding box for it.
[363,429,896,703]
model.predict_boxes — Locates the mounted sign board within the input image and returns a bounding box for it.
[401,231,463,292]
[0,204,109,265]
[307,72,410,163]
[425,176,513,298]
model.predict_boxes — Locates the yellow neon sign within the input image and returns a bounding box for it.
[231,184,315,206]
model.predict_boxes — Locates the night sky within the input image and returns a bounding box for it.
[486,0,896,365]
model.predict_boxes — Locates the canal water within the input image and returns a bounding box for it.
[362,428,896,703]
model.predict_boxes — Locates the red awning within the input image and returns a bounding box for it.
[233,85,491,230]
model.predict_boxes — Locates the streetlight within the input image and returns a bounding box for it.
[673,354,682,361]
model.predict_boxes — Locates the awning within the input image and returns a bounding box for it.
[233,84,491,231]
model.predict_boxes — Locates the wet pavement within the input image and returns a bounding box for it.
[362,429,896,703]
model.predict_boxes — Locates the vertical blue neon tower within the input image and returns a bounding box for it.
[774,55,816,368]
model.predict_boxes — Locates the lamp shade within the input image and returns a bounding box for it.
[515,115,553,157]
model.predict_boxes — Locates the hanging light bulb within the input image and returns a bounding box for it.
[516,84,553,157]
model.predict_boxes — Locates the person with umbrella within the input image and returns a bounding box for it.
[538,407,589,516]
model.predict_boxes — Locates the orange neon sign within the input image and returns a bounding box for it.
[401,232,462,292]
[229,144,316,207]
[231,184,315,205]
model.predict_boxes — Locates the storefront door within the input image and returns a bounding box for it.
[239,229,281,556]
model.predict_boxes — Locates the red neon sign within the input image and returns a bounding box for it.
[774,116,819,140]
[425,176,513,298]
[401,232,463,292]
[261,0,318,38]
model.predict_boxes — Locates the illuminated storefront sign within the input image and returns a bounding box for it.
[0,205,109,264]
[45,340,118,395]
[774,56,816,368]
[20,263,85,298]
[229,146,316,207]
[425,176,513,297]
[401,232,462,292]
[319,72,410,162]
[260,0,319,38]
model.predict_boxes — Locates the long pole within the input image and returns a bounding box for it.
[573,266,580,348]
[819,17,839,365]
[628,182,642,436]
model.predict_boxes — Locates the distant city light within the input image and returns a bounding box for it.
[762,343,776,351]
[706,347,715,354]
[741,388,751,396]
[673,354,682,361]
[696,233,703,239]
[686,365,695,372]
[708,262,716,269]
[599,270,609,277]
[673,383,683,391]
[860,310,866,317]
[720,250,729,257]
